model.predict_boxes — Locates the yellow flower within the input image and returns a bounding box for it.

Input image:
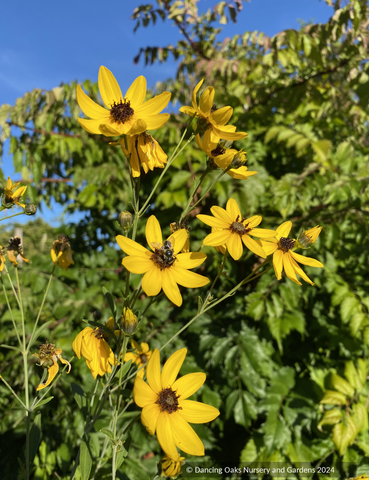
[33,341,71,391]
[179,79,247,141]
[296,225,323,249]
[161,453,185,478]
[72,327,115,379]
[7,236,29,266]
[196,133,256,180]
[260,221,324,285]
[120,131,167,178]
[51,234,74,270]
[133,348,219,458]
[124,340,152,378]
[77,66,171,137]
[197,198,276,261]
[116,216,209,307]
[2,177,27,208]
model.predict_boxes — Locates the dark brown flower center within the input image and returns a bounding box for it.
[229,216,251,236]
[211,146,226,157]
[94,327,105,340]
[140,353,148,364]
[278,237,295,252]
[156,387,182,414]
[151,240,175,270]
[110,99,134,124]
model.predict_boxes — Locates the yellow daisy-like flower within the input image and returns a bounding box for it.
[77,66,171,137]
[120,131,167,178]
[3,177,27,208]
[297,225,323,249]
[196,133,256,180]
[179,79,247,141]
[161,453,185,478]
[33,341,71,391]
[197,198,276,261]
[134,348,219,458]
[51,234,74,270]
[116,216,209,307]
[72,327,115,379]
[124,340,152,378]
[260,221,324,285]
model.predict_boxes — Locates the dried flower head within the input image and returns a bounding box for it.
[33,341,71,391]
[7,236,29,266]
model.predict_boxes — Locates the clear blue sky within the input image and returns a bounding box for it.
[0,0,333,225]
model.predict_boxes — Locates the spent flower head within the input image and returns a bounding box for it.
[51,234,74,270]
[33,341,71,391]
[7,236,29,266]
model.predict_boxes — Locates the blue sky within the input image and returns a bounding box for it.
[0,0,333,225]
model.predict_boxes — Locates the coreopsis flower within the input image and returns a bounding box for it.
[161,453,185,478]
[116,216,209,307]
[124,340,152,378]
[260,221,324,285]
[33,341,71,391]
[196,133,256,180]
[179,79,247,141]
[119,131,167,178]
[72,327,115,379]
[170,221,190,253]
[77,66,171,136]
[2,177,27,208]
[7,236,29,266]
[197,198,276,261]
[134,348,220,458]
[296,225,323,249]
[51,234,74,270]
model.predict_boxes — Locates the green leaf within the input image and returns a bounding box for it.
[34,396,54,410]
[332,415,357,455]
[262,411,291,455]
[329,374,355,397]
[320,390,346,405]
[352,403,368,433]
[100,428,114,440]
[344,361,361,391]
[79,185,98,207]
[318,408,342,429]
[80,439,92,480]
[102,287,117,318]
[29,412,42,469]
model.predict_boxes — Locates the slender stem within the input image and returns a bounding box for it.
[15,267,25,345]
[0,211,25,222]
[28,266,55,349]
[129,284,142,310]
[203,250,228,306]
[179,165,211,224]
[4,267,22,316]
[1,274,22,346]
[25,412,31,480]
[0,375,27,409]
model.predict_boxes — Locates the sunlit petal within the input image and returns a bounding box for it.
[173,372,206,399]
[180,400,220,424]
[169,414,205,456]
[161,348,187,389]
[162,269,182,306]
[273,249,284,280]
[98,66,123,108]
[146,349,162,394]
[142,267,163,297]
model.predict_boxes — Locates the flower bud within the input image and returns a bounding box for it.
[25,204,37,216]
[121,307,138,335]
[296,226,322,249]
[118,211,133,230]
[231,150,247,169]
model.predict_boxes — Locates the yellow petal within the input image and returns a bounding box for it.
[273,249,284,280]
[50,248,57,265]
[142,267,163,296]
[173,372,206,399]
[283,253,302,285]
[250,228,277,239]
[227,167,257,179]
[179,106,197,117]
[141,342,150,354]
[289,256,314,285]
[210,206,233,224]
[226,198,241,221]
[171,268,209,288]
[144,113,170,130]
[99,122,126,136]
[290,251,324,268]
[141,403,160,435]
[170,229,188,254]
[180,400,220,423]
[76,85,110,119]
[123,256,153,274]
[161,269,182,306]
[6,177,11,189]
[244,215,262,228]
[125,75,147,109]
[146,215,163,249]
[161,348,187,389]
[199,86,215,116]
[213,150,235,169]
[129,145,141,177]
[135,91,171,115]
[133,376,158,407]
[175,252,207,269]
[124,352,138,363]
[203,230,232,247]
[98,66,123,108]
[227,234,243,260]
[146,349,162,394]
[242,235,267,258]
[116,235,150,256]
[197,214,229,229]
[78,118,106,135]
[126,118,147,136]
[209,106,233,126]
[276,221,292,238]
[259,240,278,256]
[192,79,204,110]
[37,363,59,391]
[169,414,205,456]
[157,412,178,459]
[212,124,248,140]
[195,133,204,151]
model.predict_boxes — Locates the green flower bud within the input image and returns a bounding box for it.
[25,204,37,216]
[121,308,138,336]
[118,211,133,230]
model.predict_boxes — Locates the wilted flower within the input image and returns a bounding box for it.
[33,341,71,391]
[2,177,27,208]
[161,454,185,478]
[7,236,29,266]
[72,327,115,379]
[77,66,171,136]
[51,234,74,270]
[124,340,152,378]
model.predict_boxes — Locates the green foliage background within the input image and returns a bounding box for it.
[1,0,369,478]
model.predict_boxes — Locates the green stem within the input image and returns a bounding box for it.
[25,412,31,480]
[15,267,25,345]
[203,250,228,307]
[4,267,22,317]
[179,165,211,224]
[1,274,22,346]
[0,375,27,409]
[0,210,25,222]
[28,266,55,349]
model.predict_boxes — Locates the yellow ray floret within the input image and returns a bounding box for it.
[133,348,219,458]
[77,66,171,137]
[124,339,152,378]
